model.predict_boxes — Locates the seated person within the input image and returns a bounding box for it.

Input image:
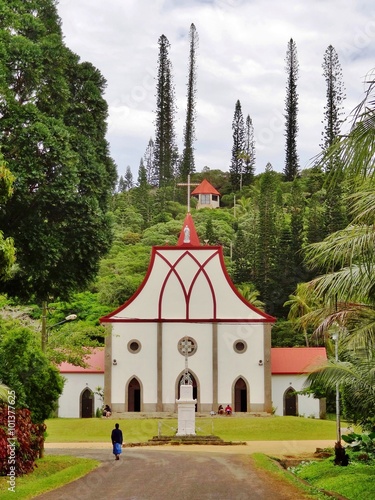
[218,404,224,415]
[225,404,232,415]
[103,404,112,418]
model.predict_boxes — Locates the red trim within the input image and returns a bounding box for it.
[100,318,271,323]
[100,245,275,324]
[217,247,276,322]
[100,248,158,322]
[157,249,218,320]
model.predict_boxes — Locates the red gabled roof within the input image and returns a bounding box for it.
[177,213,201,246]
[191,179,220,196]
[59,348,104,374]
[271,347,327,374]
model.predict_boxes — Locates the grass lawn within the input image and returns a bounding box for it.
[45,415,339,443]
[0,456,99,500]
[294,458,375,500]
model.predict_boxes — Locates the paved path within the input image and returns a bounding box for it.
[34,441,333,500]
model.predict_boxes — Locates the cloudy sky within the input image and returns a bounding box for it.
[57,0,375,180]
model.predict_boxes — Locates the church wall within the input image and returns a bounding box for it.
[111,323,158,410]
[272,375,321,418]
[161,323,213,411]
[58,373,104,418]
[217,324,266,409]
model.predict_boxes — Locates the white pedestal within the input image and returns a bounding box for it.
[176,384,197,436]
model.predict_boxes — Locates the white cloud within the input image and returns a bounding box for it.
[57,0,375,178]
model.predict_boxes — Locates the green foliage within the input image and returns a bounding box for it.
[284,38,300,180]
[0,321,64,422]
[0,0,116,302]
[0,456,99,499]
[154,34,178,186]
[141,220,181,246]
[342,431,375,458]
[179,23,198,178]
[271,319,306,347]
[295,456,375,500]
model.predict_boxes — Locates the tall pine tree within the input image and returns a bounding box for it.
[230,100,245,192]
[143,138,157,186]
[179,23,198,180]
[154,35,178,187]
[242,114,255,186]
[283,38,300,181]
[255,163,279,312]
[321,45,347,234]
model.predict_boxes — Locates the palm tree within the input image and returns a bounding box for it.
[305,348,375,430]
[237,282,265,310]
[284,283,321,347]
[301,74,375,431]
[303,74,375,350]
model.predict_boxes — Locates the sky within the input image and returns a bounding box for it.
[57,0,375,181]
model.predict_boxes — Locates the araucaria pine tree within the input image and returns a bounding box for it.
[242,115,255,186]
[283,38,300,181]
[154,35,178,187]
[230,100,245,192]
[143,138,157,186]
[321,45,345,153]
[179,23,198,180]
[321,45,346,234]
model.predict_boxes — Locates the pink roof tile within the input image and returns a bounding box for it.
[271,347,327,374]
[59,348,104,373]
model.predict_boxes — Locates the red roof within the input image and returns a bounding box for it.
[59,348,104,373]
[191,179,220,196]
[177,213,201,246]
[271,347,327,374]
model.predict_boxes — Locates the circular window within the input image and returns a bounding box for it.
[127,339,141,354]
[233,340,247,353]
[177,337,197,357]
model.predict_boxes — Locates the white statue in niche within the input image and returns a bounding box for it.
[183,225,190,243]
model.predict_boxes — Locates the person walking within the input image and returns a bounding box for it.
[111,423,123,460]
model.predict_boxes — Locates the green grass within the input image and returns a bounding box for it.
[251,453,331,500]
[295,458,375,500]
[45,415,340,443]
[0,456,99,499]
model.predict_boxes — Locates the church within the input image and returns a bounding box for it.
[96,212,326,417]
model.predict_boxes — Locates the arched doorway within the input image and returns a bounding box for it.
[127,378,141,412]
[234,377,248,412]
[81,388,94,418]
[284,387,297,416]
[177,372,198,411]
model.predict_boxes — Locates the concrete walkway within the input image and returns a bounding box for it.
[36,441,334,500]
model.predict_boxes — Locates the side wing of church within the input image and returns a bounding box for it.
[100,213,276,414]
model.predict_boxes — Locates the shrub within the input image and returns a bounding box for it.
[0,405,44,476]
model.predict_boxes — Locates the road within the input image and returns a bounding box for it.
[34,441,333,499]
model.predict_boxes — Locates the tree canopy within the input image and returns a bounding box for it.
[0,0,117,303]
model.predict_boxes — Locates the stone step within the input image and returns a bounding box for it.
[110,411,271,419]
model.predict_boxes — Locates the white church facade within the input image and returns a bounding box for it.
[57,213,326,419]
[97,213,326,416]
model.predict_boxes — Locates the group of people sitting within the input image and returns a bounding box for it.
[218,404,232,415]
[102,404,112,418]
